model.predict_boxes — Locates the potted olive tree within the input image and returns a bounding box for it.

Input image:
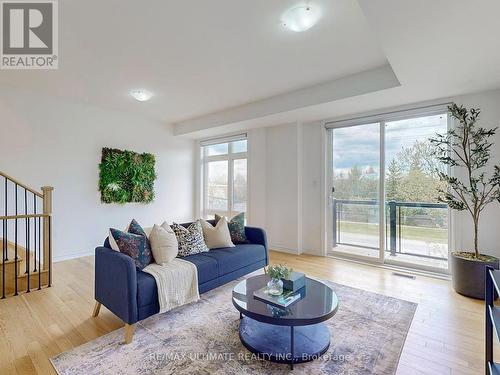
[430,103,500,299]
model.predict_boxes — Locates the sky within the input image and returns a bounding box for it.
[332,114,447,176]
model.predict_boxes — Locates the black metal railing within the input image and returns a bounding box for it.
[332,198,448,260]
[1,171,53,298]
[485,266,500,374]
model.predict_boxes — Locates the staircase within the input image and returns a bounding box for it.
[1,171,53,298]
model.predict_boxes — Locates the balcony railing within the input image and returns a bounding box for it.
[332,199,448,261]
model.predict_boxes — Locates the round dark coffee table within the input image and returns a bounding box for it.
[232,274,338,369]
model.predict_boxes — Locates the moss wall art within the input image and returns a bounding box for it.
[99,147,157,204]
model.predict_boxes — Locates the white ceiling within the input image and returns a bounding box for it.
[179,0,500,137]
[359,0,500,94]
[2,1,500,138]
[0,0,388,123]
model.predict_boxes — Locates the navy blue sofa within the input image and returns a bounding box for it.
[93,221,268,343]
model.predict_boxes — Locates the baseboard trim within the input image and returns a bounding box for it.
[269,246,300,255]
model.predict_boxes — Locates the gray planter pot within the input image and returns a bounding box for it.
[451,252,499,299]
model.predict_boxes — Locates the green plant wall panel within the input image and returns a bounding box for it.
[99,147,156,204]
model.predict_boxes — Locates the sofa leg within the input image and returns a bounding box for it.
[124,324,135,344]
[92,302,101,317]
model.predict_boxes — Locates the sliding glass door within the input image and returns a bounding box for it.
[383,115,449,269]
[330,123,382,259]
[327,109,450,272]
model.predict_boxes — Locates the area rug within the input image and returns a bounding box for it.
[51,277,417,375]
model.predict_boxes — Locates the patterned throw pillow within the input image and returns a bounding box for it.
[128,219,153,265]
[171,220,209,257]
[128,218,148,237]
[215,212,248,244]
[109,228,150,269]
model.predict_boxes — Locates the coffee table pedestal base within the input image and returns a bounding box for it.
[239,317,330,369]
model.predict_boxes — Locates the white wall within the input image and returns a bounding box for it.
[247,127,267,228]
[453,90,500,255]
[248,123,303,253]
[0,88,195,261]
[3,86,498,263]
[265,123,300,253]
[249,88,500,259]
[247,121,323,255]
[301,122,324,254]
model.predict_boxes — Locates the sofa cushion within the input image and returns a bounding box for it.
[136,270,158,307]
[182,253,219,284]
[200,244,266,276]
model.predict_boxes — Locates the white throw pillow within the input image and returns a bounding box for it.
[108,229,119,251]
[201,217,235,249]
[143,226,153,238]
[150,224,178,265]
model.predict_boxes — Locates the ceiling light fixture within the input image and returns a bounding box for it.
[281,5,321,32]
[130,89,153,102]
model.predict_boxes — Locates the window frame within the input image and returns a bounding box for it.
[324,104,453,274]
[201,139,248,219]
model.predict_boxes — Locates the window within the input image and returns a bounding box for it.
[201,135,247,219]
[326,104,450,272]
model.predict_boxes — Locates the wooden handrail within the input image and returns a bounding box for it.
[0,171,43,198]
[0,213,49,220]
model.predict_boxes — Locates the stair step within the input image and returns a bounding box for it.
[0,269,49,296]
[1,239,43,274]
[0,238,49,296]
[1,245,24,265]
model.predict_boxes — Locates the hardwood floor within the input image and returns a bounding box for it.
[0,251,490,374]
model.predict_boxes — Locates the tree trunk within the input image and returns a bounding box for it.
[473,215,479,258]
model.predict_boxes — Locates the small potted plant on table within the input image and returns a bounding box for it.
[430,103,500,299]
[265,264,292,296]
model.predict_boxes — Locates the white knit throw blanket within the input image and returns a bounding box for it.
[142,258,200,314]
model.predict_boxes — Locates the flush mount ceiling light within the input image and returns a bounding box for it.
[130,89,153,102]
[281,5,321,32]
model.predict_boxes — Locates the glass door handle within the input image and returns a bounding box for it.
[328,187,335,207]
